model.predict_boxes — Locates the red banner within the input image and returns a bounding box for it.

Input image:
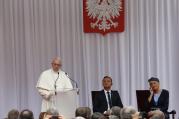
[83,0,125,35]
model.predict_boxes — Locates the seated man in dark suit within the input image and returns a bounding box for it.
[146,77,169,119]
[93,76,123,114]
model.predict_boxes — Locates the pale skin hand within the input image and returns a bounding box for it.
[148,87,153,102]
[148,81,160,102]
[103,110,111,115]
[132,112,140,119]
[58,115,64,119]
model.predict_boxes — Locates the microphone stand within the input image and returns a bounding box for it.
[65,72,79,95]
[54,72,59,95]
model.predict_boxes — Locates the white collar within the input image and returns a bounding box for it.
[104,89,111,93]
[154,89,162,95]
[51,69,60,74]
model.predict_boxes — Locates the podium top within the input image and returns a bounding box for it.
[56,88,79,95]
[37,87,79,91]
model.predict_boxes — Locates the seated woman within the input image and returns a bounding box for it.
[146,77,169,119]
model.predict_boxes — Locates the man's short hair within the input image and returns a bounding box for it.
[120,106,137,119]
[39,112,47,119]
[7,109,19,119]
[111,106,122,118]
[46,108,59,116]
[19,109,34,119]
[91,112,106,119]
[148,77,160,83]
[109,115,120,119]
[103,76,112,82]
[75,107,91,119]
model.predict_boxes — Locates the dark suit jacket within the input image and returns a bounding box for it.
[93,90,123,113]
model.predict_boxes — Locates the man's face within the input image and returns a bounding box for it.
[51,59,62,72]
[102,78,112,90]
[149,81,160,91]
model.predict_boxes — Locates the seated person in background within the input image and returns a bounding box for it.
[108,115,119,119]
[147,77,169,119]
[19,109,34,119]
[43,108,64,119]
[91,112,107,119]
[120,106,140,119]
[148,110,165,119]
[7,109,19,119]
[110,106,122,118]
[93,76,123,114]
[75,107,91,119]
[39,112,47,119]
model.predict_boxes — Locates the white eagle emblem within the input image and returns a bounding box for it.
[86,0,123,32]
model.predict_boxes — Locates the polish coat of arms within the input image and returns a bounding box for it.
[85,0,123,34]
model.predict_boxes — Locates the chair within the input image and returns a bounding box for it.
[91,91,100,108]
[168,110,176,119]
[136,90,176,119]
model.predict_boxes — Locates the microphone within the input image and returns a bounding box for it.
[54,72,59,95]
[65,72,79,95]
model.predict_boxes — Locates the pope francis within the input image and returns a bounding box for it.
[36,57,73,112]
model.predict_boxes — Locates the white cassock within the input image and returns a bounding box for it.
[36,69,73,112]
